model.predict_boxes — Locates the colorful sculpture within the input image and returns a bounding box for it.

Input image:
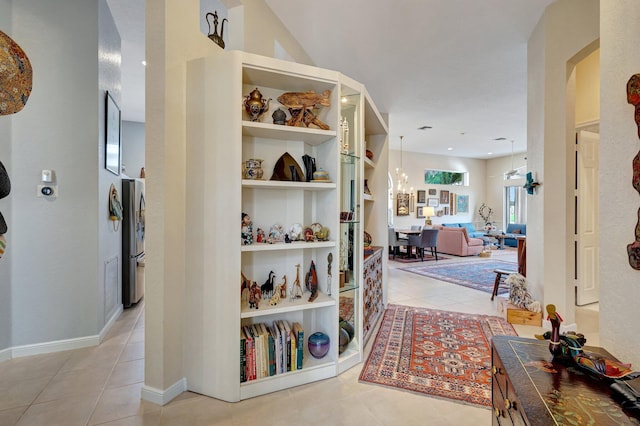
[626,74,640,270]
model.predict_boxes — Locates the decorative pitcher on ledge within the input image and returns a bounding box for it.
[242,159,264,180]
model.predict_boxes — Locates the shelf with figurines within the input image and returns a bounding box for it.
[241,217,334,252]
[242,84,337,146]
[240,262,335,319]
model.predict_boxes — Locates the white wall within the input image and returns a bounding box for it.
[145,0,316,400]
[3,0,121,350]
[0,0,13,352]
[600,0,640,367]
[527,0,599,321]
[122,121,145,178]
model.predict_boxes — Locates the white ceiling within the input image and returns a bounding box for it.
[107,0,556,159]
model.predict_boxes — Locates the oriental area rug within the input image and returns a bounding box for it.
[359,304,518,408]
[401,259,517,295]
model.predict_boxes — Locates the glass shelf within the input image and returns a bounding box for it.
[340,152,360,163]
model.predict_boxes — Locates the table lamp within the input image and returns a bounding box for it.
[424,206,435,226]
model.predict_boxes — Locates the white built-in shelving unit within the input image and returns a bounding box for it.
[184,50,387,402]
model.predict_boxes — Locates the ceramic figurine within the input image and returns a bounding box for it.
[304,227,315,242]
[284,234,291,244]
[290,264,303,300]
[242,159,264,180]
[248,281,261,309]
[279,275,288,299]
[305,260,319,302]
[241,212,253,245]
[269,285,282,306]
[256,228,265,243]
[243,88,270,122]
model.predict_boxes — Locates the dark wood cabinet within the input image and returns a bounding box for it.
[492,336,637,425]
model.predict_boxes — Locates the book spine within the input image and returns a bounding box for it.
[294,322,304,370]
[243,325,256,381]
[290,330,296,372]
[266,325,276,376]
[240,331,246,383]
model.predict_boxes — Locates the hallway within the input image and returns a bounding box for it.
[0,250,600,425]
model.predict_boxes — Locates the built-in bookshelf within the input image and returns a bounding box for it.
[184,50,387,402]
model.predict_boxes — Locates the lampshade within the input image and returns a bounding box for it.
[424,207,435,217]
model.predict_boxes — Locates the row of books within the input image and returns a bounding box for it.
[240,320,304,382]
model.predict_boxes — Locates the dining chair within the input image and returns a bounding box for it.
[410,225,422,231]
[388,227,407,259]
[408,228,439,261]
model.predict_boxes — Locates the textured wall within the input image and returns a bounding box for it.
[600,0,640,366]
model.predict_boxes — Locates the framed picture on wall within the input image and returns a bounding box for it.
[427,198,439,207]
[440,190,450,204]
[428,188,437,196]
[417,190,426,204]
[457,195,469,213]
[105,91,121,175]
[397,193,410,216]
[416,206,425,218]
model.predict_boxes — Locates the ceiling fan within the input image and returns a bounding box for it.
[504,140,526,179]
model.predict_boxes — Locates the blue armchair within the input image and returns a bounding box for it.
[505,223,526,247]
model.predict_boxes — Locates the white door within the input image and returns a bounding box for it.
[576,130,599,305]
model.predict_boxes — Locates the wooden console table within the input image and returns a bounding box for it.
[492,336,638,425]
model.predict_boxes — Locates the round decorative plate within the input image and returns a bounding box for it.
[269,224,285,242]
[289,223,303,241]
[310,222,323,234]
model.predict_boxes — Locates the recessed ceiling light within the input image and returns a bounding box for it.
[447,147,453,151]
[141,60,147,66]
[341,97,347,103]
[418,126,432,130]
[493,137,506,141]
[488,152,493,155]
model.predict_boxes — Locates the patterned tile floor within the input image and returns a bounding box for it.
[0,247,599,425]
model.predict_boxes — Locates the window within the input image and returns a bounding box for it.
[505,185,527,225]
[424,169,468,186]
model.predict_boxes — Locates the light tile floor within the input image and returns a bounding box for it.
[0,248,600,425]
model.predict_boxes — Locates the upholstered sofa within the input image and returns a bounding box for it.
[504,223,526,247]
[441,222,485,238]
[434,226,484,256]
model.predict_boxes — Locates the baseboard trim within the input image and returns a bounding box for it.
[141,378,187,406]
[12,335,99,358]
[100,305,123,343]
[0,347,10,362]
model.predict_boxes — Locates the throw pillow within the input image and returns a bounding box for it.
[511,229,521,234]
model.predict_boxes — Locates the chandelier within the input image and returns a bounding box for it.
[396,136,409,193]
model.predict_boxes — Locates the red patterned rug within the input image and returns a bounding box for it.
[359,304,518,408]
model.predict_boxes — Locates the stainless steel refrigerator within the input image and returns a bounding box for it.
[122,178,145,308]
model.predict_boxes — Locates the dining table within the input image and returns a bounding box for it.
[393,228,423,258]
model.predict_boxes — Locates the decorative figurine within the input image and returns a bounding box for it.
[242,159,264,180]
[248,281,261,309]
[290,264,303,300]
[340,116,349,154]
[243,88,270,122]
[536,304,635,378]
[272,107,286,125]
[523,171,541,194]
[269,284,282,306]
[261,270,275,298]
[279,275,288,299]
[305,260,319,302]
[241,273,251,307]
[205,11,228,49]
[312,169,330,182]
[256,228,265,243]
[277,90,331,130]
[289,223,303,241]
[241,212,253,245]
[327,253,333,296]
[284,233,291,244]
[304,227,315,242]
